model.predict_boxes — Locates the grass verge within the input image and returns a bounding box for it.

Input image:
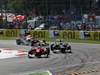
[27,72,50,75]
[38,38,100,44]
[0,37,100,44]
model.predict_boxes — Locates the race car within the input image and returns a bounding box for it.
[16,37,39,46]
[16,34,49,46]
[28,46,50,58]
[31,40,49,47]
[50,39,72,53]
[16,33,35,45]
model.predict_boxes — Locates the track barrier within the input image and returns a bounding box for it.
[0,29,100,41]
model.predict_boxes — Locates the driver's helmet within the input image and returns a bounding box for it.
[56,39,63,42]
[59,39,62,42]
[57,39,63,42]
[42,40,46,43]
[59,39,64,45]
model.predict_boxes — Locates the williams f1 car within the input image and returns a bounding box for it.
[28,46,50,58]
[51,39,72,53]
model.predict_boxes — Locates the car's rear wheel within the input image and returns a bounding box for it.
[68,50,72,53]
[16,38,24,45]
[52,50,57,53]
[16,42,21,45]
[67,46,71,50]
[66,46,72,53]
[51,44,54,51]
[16,40,21,45]
[46,48,50,58]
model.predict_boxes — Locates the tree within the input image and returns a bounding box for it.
[3,0,98,16]
[8,0,44,16]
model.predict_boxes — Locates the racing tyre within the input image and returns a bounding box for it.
[68,50,72,54]
[16,40,21,45]
[52,50,57,53]
[69,51,72,53]
[16,42,21,45]
[67,46,72,53]
[67,46,71,50]
[28,50,34,58]
[46,48,50,58]
[28,54,33,58]
[51,44,54,51]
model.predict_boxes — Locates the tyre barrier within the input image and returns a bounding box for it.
[68,68,100,75]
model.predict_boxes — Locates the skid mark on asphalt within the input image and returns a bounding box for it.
[54,50,90,75]
[57,49,100,75]
[71,50,89,72]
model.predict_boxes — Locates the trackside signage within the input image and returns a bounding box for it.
[3,29,20,37]
[29,30,48,38]
[1,29,100,40]
[60,30,80,39]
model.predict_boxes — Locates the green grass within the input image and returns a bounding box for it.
[0,37,100,44]
[65,39,100,44]
[38,38,100,44]
[0,37,16,40]
[27,72,50,75]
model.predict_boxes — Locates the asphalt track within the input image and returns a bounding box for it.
[0,40,100,75]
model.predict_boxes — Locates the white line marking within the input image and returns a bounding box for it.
[46,70,53,75]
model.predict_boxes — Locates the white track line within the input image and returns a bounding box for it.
[46,70,53,75]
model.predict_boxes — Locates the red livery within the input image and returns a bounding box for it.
[28,46,50,58]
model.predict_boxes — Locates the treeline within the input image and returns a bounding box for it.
[0,0,100,16]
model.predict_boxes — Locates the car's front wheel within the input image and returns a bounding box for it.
[51,44,54,51]
[28,50,35,58]
[16,40,21,45]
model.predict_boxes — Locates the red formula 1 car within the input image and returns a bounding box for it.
[28,46,50,58]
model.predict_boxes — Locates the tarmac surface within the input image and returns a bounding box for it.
[0,40,100,75]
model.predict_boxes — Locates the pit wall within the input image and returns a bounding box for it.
[0,29,100,40]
